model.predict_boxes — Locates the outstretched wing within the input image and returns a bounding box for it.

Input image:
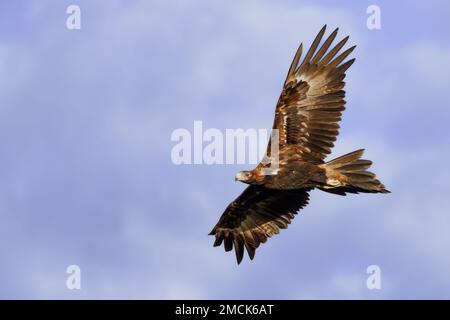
[209,185,310,264]
[268,25,355,164]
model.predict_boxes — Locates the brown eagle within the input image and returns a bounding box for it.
[209,26,389,264]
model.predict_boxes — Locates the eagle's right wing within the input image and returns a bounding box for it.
[267,25,355,164]
[209,185,310,264]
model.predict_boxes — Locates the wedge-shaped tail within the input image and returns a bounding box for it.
[320,149,389,195]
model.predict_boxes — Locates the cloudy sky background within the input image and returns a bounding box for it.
[1,0,450,299]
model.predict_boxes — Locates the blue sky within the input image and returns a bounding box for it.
[1,0,450,299]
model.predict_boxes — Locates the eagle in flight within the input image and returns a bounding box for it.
[209,26,389,264]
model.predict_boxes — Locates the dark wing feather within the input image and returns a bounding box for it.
[209,185,310,264]
[268,25,355,164]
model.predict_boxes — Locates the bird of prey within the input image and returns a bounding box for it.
[209,25,389,264]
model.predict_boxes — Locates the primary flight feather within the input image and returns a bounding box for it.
[209,25,389,264]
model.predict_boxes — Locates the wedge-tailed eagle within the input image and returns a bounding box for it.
[209,26,389,264]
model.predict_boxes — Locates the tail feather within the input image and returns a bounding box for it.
[320,149,389,195]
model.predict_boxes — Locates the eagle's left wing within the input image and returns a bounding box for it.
[209,185,310,264]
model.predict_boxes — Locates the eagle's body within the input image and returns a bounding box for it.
[238,152,326,190]
[209,26,389,264]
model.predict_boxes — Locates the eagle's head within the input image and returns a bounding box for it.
[235,171,256,184]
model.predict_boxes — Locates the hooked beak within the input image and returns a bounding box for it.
[235,172,246,182]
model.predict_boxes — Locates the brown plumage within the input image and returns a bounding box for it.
[209,25,390,264]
